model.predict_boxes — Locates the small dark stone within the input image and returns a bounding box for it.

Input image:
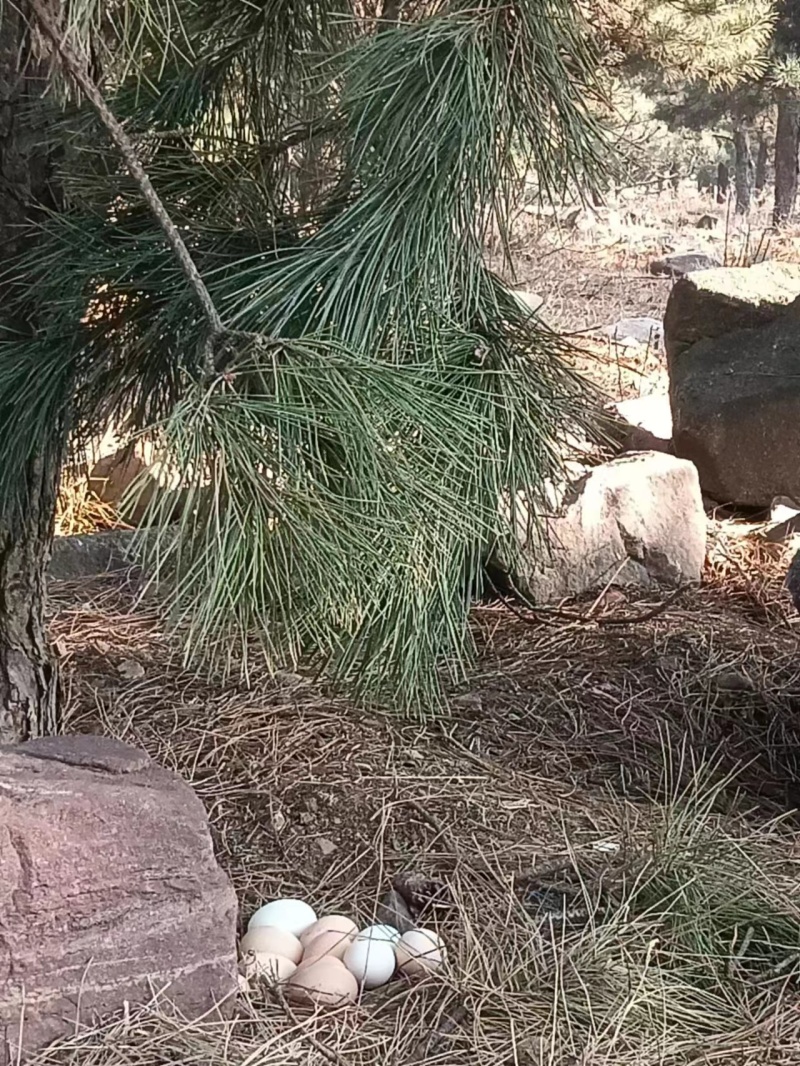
[376,888,416,934]
[649,252,722,277]
[786,549,800,613]
[696,214,718,230]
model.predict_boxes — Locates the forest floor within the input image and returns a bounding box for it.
[36,187,800,1066]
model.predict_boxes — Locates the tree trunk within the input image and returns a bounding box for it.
[773,97,800,226]
[716,161,730,203]
[755,132,769,194]
[732,128,753,214]
[0,3,64,743]
[0,456,62,743]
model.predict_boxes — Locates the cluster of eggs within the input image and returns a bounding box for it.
[240,898,446,1006]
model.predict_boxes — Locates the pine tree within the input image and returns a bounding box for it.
[0,0,607,738]
[593,0,800,218]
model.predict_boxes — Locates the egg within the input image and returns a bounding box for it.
[302,928,356,963]
[395,928,446,980]
[248,899,317,937]
[245,952,298,985]
[239,925,303,963]
[299,915,359,949]
[286,957,358,1007]
[355,923,400,945]
[343,937,396,989]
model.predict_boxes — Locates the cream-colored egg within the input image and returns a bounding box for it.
[302,928,356,963]
[395,929,446,980]
[248,899,317,937]
[286,958,358,1007]
[356,923,400,945]
[342,937,396,989]
[240,925,303,963]
[246,952,297,985]
[299,915,359,949]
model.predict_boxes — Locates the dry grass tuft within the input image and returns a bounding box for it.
[54,468,126,538]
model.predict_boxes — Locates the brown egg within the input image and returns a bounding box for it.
[246,952,297,985]
[302,928,357,963]
[239,925,303,964]
[286,957,358,1007]
[299,915,359,949]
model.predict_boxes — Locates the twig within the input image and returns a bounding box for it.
[259,120,338,160]
[28,0,224,365]
[486,571,687,627]
[277,990,352,1066]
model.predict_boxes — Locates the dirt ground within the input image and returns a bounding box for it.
[39,188,800,1066]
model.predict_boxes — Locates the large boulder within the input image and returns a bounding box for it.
[670,298,800,507]
[664,261,800,362]
[513,452,706,603]
[89,444,189,526]
[0,735,238,1063]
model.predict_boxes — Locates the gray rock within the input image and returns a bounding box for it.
[765,496,800,542]
[603,317,664,349]
[670,298,800,507]
[0,735,237,1064]
[649,252,722,277]
[612,395,673,454]
[511,291,544,316]
[664,261,800,362]
[48,529,135,581]
[514,452,705,602]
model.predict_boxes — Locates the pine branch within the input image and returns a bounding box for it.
[27,0,225,349]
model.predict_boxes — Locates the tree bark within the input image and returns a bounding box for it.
[773,97,800,226]
[716,161,730,203]
[732,128,753,215]
[0,3,64,742]
[755,132,769,194]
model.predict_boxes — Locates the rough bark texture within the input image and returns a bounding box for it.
[755,133,769,193]
[732,128,752,215]
[0,4,65,743]
[773,97,800,226]
[716,161,729,203]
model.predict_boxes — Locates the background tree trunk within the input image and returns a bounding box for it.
[755,132,769,194]
[773,97,800,225]
[732,128,753,214]
[0,2,64,743]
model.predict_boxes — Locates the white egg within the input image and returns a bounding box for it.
[395,928,446,980]
[355,923,400,944]
[248,899,317,937]
[343,937,396,989]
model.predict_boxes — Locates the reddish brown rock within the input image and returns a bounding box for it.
[0,735,238,1064]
